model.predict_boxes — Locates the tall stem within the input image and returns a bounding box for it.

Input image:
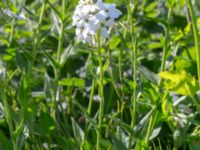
[57,22,65,65]
[187,0,200,87]
[33,1,46,64]
[9,0,17,45]
[86,79,96,127]
[160,28,169,73]
[159,8,171,85]
[127,2,138,148]
[96,31,104,150]
[28,0,46,77]
[118,48,125,120]
[128,40,137,149]
[0,83,17,150]
[53,1,66,117]
[88,79,96,115]
[145,8,172,148]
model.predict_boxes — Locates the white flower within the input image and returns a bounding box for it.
[96,0,106,10]
[105,4,121,19]
[101,27,109,38]
[72,0,121,45]
[105,18,114,27]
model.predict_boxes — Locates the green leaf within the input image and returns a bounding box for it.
[147,42,162,50]
[112,130,128,150]
[123,78,137,90]
[13,118,25,150]
[71,118,84,144]
[17,73,30,107]
[38,111,56,135]
[16,51,29,72]
[82,141,95,150]
[55,137,78,150]
[145,1,158,12]
[60,44,74,67]
[0,130,13,150]
[138,65,160,85]
[159,70,199,96]
[166,0,176,8]
[109,36,121,50]
[150,127,161,140]
[59,78,85,88]
[42,50,59,69]
[135,139,147,150]
[189,142,200,150]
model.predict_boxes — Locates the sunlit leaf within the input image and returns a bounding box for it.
[159,70,199,96]
[59,78,85,87]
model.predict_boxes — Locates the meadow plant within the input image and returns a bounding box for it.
[0,0,200,150]
[73,0,121,149]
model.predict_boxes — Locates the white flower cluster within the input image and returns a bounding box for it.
[72,0,121,44]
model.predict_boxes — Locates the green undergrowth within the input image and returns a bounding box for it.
[0,0,200,150]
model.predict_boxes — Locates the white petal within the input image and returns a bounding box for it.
[105,18,114,27]
[95,10,107,21]
[96,0,106,10]
[75,28,82,35]
[105,4,121,19]
[88,16,101,31]
[89,5,98,13]
[108,9,121,19]
[101,27,109,38]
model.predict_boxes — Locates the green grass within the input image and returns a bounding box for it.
[0,0,200,150]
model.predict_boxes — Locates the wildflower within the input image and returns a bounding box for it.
[72,0,121,44]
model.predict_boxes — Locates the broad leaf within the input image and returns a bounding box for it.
[159,70,199,96]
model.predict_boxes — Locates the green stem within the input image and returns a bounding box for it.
[9,19,15,45]
[145,8,171,148]
[53,22,65,117]
[53,1,66,118]
[53,22,64,113]
[127,2,137,149]
[187,0,200,87]
[83,79,96,148]
[145,116,153,146]
[9,0,17,45]
[118,48,125,120]
[119,48,122,82]
[57,22,65,65]
[33,0,46,64]
[159,8,171,86]
[29,0,46,77]
[160,28,169,73]
[62,0,66,15]
[96,31,104,150]
[145,110,159,147]
[88,79,96,120]
[56,0,67,65]
[128,40,137,149]
[0,83,17,150]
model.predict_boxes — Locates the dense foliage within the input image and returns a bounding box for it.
[0,0,200,149]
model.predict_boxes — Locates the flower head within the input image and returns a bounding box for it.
[72,0,121,44]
